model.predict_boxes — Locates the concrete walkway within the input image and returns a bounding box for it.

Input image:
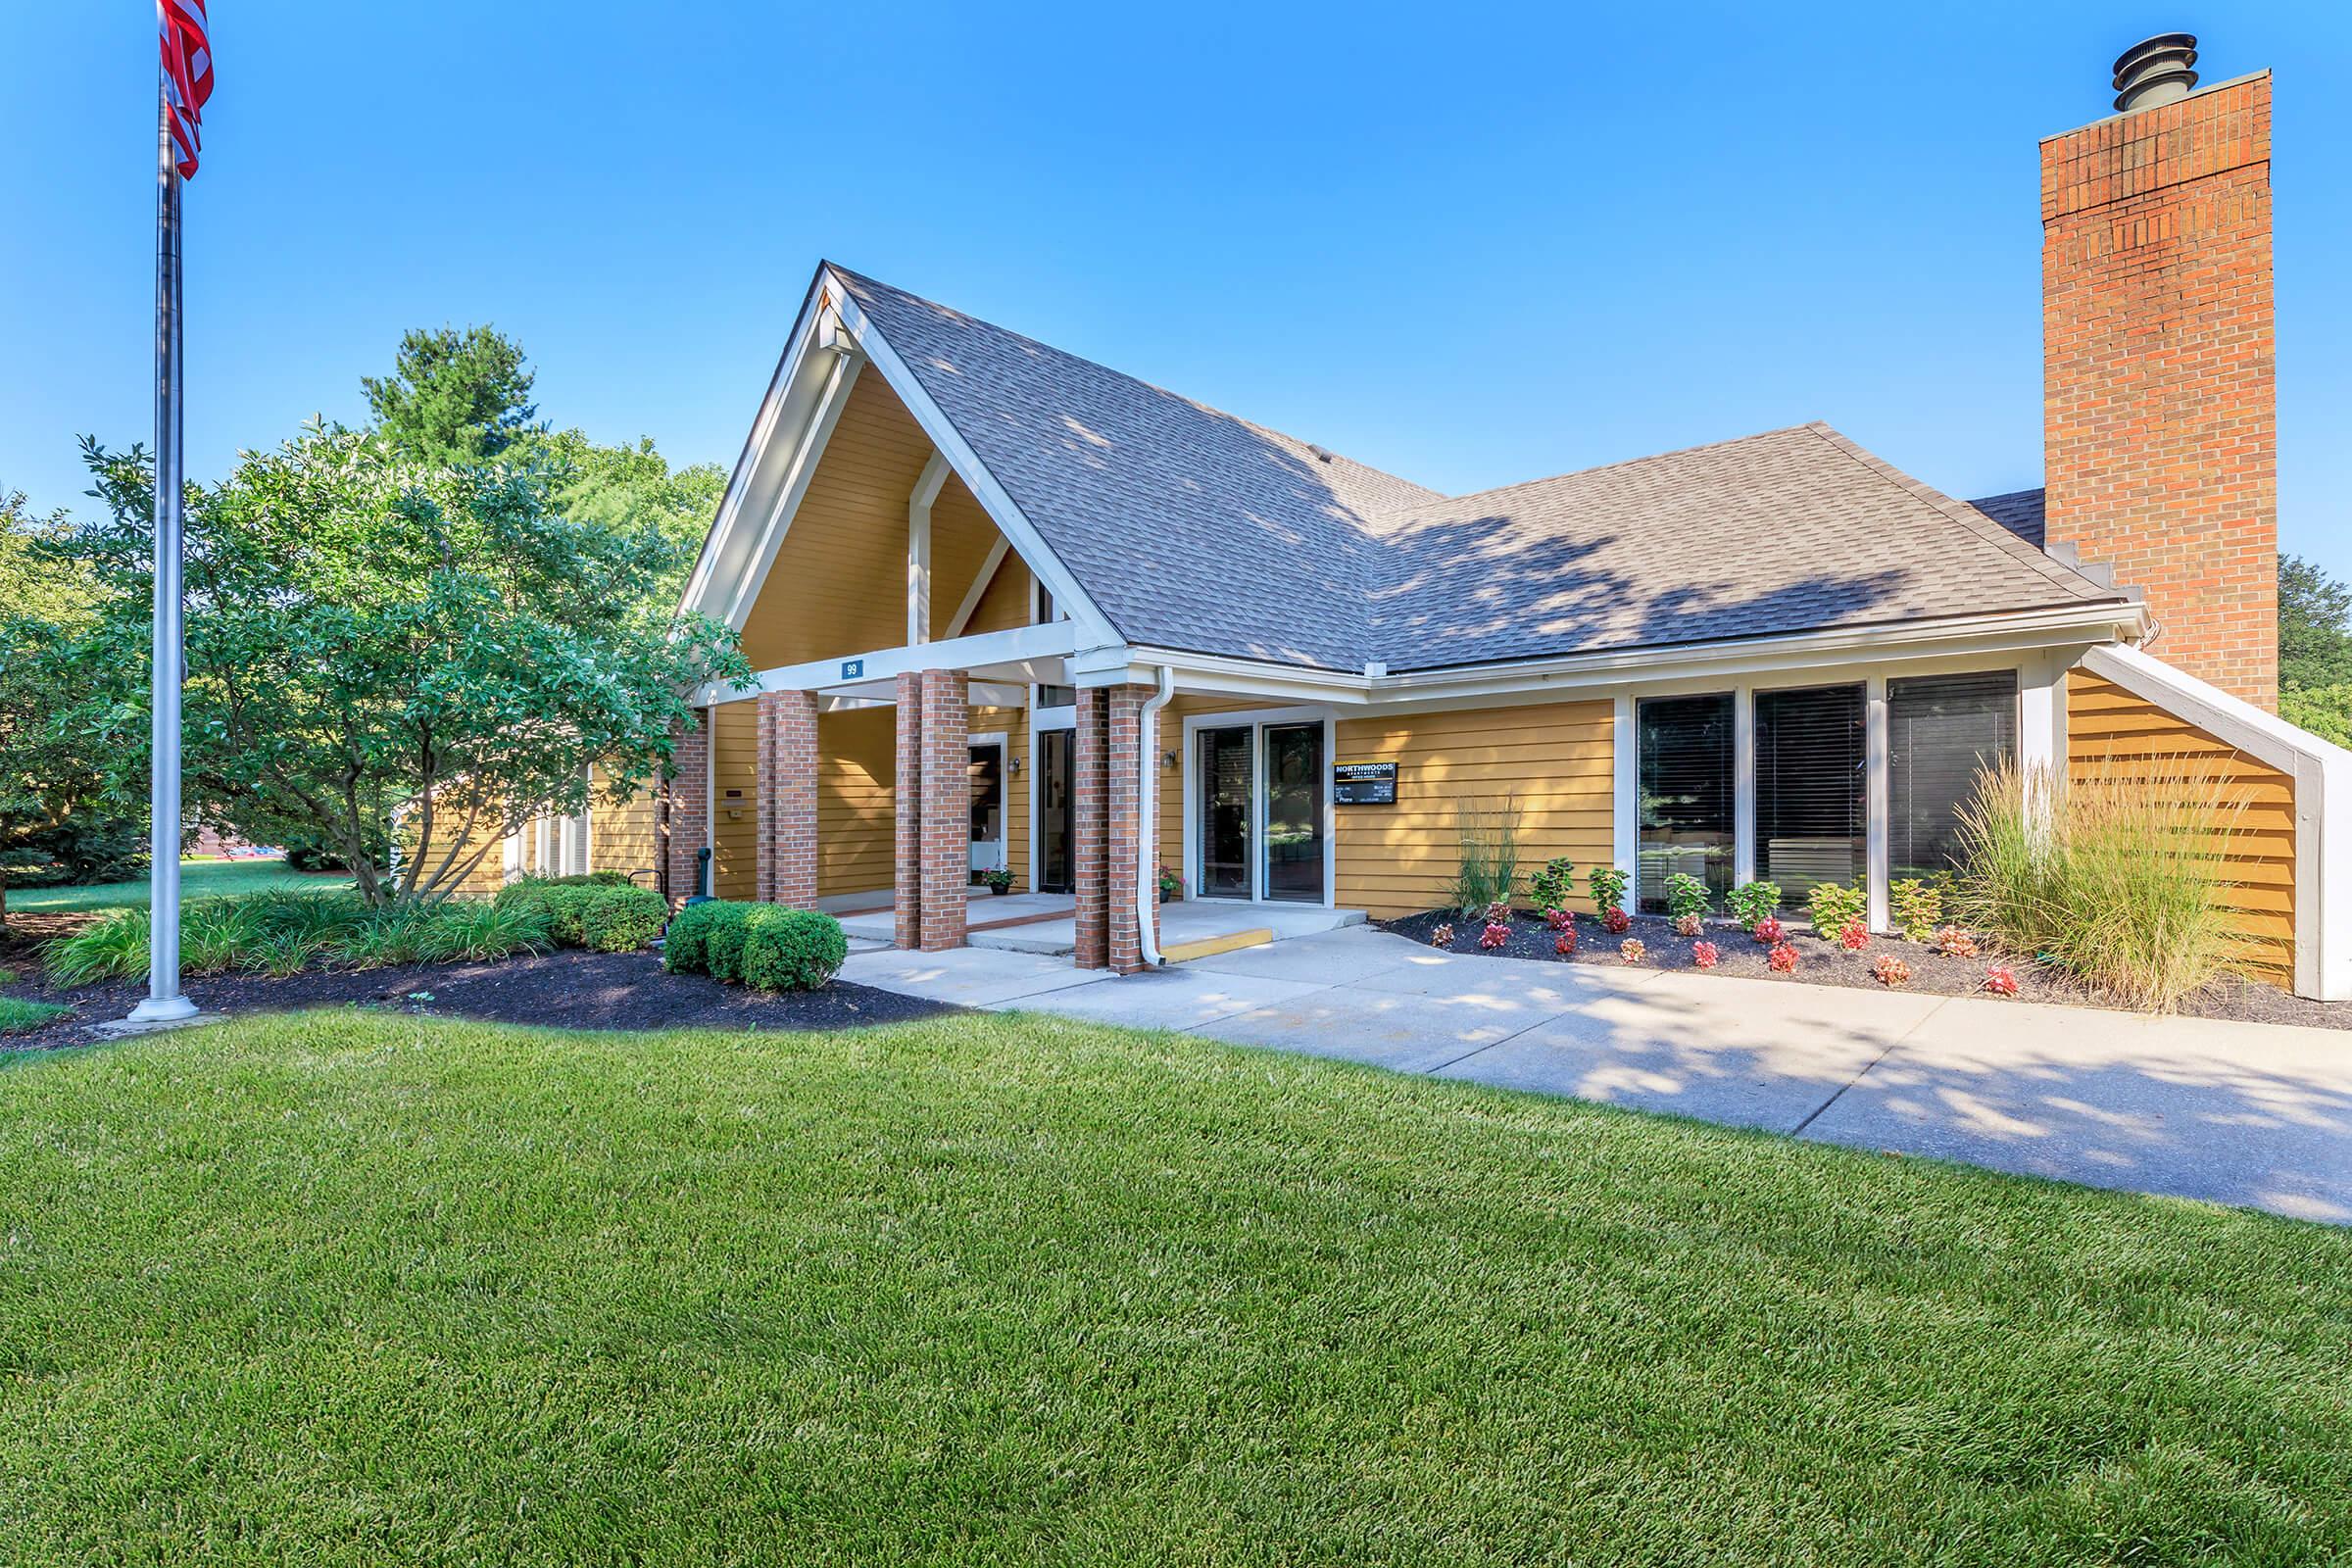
[842,927,2352,1224]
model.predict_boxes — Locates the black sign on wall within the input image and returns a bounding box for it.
[1333,760,1398,806]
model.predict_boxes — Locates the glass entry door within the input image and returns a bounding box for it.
[1038,729,1074,894]
[1262,722,1326,903]
[1197,726,1254,899]
[1194,719,1328,905]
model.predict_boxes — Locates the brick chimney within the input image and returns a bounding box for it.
[2041,38,2278,708]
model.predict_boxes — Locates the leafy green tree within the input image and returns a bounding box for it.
[2278,554,2352,747]
[56,428,748,906]
[515,428,727,600]
[1,488,141,919]
[362,324,539,463]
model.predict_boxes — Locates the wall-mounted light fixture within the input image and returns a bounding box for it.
[1161,749,1179,769]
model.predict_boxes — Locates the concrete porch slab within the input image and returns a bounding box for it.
[965,898,1366,959]
[837,946,1110,1008]
[836,892,1077,948]
[995,967,1332,1030]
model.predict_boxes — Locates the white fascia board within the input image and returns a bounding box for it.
[678,273,835,623]
[2082,643,2352,1000]
[699,617,1082,706]
[1103,605,2139,711]
[825,270,1124,655]
[715,354,862,633]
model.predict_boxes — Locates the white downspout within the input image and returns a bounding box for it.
[1137,666,1175,967]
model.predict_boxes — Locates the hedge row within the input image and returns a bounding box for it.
[493,877,668,955]
[662,901,847,992]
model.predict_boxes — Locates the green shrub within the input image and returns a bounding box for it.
[181,898,269,974]
[704,904,758,984]
[44,908,153,984]
[580,886,667,953]
[414,901,551,963]
[1446,796,1522,915]
[1587,865,1630,915]
[662,900,727,975]
[1803,882,1866,935]
[337,906,436,969]
[1888,878,1943,942]
[1955,757,2245,1011]
[1529,858,1578,912]
[738,908,848,992]
[1726,881,1782,932]
[1661,872,1712,921]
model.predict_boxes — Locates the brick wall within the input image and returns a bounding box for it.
[2042,72,2277,709]
[1072,689,1109,968]
[755,690,819,908]
[663,710,710,907]
[1105,684,1157,974]
[893,669,968,951]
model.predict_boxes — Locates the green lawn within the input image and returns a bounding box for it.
[0,997,68,1033]
[2,1011,2347,1565]
[7,857,352,915]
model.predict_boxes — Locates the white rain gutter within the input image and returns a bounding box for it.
[1137,666,1175,967]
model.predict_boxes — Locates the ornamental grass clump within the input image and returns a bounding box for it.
[1447,796,1522,916]
[1954,757,2246,1012]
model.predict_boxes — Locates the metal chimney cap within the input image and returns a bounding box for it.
[2111,31,2199,112]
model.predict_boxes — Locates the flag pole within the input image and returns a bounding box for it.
[129,83,196,1024]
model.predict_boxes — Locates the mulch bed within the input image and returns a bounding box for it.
[1378,908,2352,1031]
[0,943,955,1052]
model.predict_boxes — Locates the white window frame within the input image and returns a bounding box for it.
[1616,656,2054,931]
[1179,704,1338,909]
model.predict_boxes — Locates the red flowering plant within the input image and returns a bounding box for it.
[1479,921,1510,951]
[1933,926,1979,958]
[1690,939,1719,969]
[1430,922,1454,949]
[1838,918,1869,952]
[1619,938,1645,964]
[1673,912,1703,939]
[1983,964,2020,998]
[1603,907,1632,936]
[1872,954,1912,987]
[1555,931,1578,956]
[1752,915,1786,947]
[1765,942,1798,973]
[1544,906,1574,933]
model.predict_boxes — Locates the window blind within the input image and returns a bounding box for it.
[1637,694,1735,912]
[1754,684,1866,901]
[1888,670,2018,881]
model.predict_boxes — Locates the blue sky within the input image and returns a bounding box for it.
[7,3,2349,575]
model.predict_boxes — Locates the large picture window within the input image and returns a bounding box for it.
[1754,683,1866,903]
[1888,670,2018,883]
[1637,694,1735,913]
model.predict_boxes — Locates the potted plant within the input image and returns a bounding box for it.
[1157,864,1183,904]
[981,867,1014,896]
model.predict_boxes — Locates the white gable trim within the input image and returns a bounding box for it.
[2083,643,2352,1000]
[825,269,1122,655]
[944,536,1013,641]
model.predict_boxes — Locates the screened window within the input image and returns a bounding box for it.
[1637,694,1735,913]
[1754,684,1866,903]
[1888,670,2017,882]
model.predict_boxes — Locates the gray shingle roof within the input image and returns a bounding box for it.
[833,267,2120,673]
[1967,487,2048,549]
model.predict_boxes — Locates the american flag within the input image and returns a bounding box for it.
[158,0,213,177]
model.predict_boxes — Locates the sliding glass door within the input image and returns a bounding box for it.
[1754,683,1866,903]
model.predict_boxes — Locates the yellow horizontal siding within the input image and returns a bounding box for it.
[2068,671,2295,980]
[710,703,760,901]
[818,707,895,899]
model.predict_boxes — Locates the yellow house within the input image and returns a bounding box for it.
[558,64,2352,997]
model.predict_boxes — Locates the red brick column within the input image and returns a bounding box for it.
[756,690,820,908]
[1071,688,1110,968]
[893,673,925,949]
[914,668,968,952]
[1106,684,1159,974]
[663,710,710,907]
